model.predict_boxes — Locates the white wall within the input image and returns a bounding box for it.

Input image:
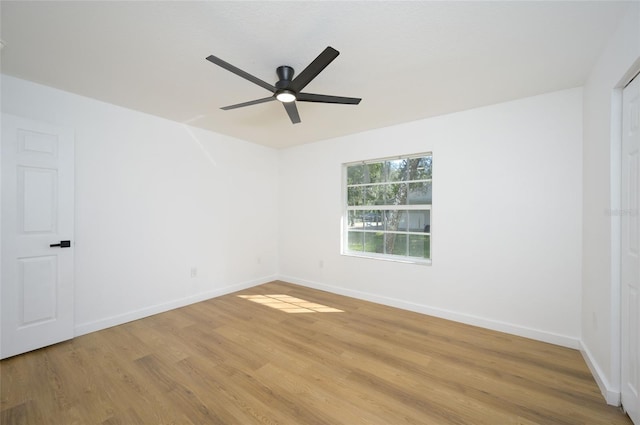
[1,75,279,335]
[279,88,583,348]
[581,2,640,405]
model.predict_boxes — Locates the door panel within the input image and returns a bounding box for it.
[622,74,640,425]
[20,255,58,325]
[1,114,75,359]
[20,166,58,233]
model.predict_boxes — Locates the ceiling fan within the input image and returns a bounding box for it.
[205,46,361,124]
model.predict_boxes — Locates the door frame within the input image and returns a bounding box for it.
[614,59,640,409]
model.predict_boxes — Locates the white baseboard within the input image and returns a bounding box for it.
[580,341,621,406]
[279,275,580,350]
[74,275,276,337]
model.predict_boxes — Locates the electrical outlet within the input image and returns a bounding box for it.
[190,267,198,278]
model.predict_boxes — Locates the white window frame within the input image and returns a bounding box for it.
[342,153,432,265]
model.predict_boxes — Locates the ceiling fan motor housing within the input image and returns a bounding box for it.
[276,65,295,87]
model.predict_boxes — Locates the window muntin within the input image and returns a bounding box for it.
[343,154,432,263]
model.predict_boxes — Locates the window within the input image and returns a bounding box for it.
[343,153,432,264]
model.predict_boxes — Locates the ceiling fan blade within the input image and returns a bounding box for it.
[283,102,301,124]
[289,47,339,93]
[296,92,361,105]
[206,55,276,93]
[221,96,276,110]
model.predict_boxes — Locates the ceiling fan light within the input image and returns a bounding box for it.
[276,90,296,103]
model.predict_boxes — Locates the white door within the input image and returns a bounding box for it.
[1,114,75,359]
[622,74,640,425]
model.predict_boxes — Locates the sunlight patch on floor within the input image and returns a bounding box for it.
[238,294,344,313]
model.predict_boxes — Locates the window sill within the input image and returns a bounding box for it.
[341,251,432,266]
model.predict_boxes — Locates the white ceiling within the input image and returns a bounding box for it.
[0,1,629,149]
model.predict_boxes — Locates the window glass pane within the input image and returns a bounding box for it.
[408,156,432,180]
[408,182,432,205]
[362,210,382,229]
[407,210,430,232]
[363,185,386,205]
[385,233,406,256]
[348,231,364,251]
[409,234,430,259]
[384,210,406,231]
[347,186,364,206]
[364,232,384,254]
[349,211,366,229]
[381,185,393,204]
[386,159,406,182]
[364,162,384,184]
[385,183,406,205]
[347,211,362,230]
[347,164,365,185]
[363,185,374,205]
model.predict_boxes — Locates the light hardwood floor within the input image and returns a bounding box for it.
[0,281,632,424]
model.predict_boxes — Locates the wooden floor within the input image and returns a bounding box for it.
[0,281,632,425]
